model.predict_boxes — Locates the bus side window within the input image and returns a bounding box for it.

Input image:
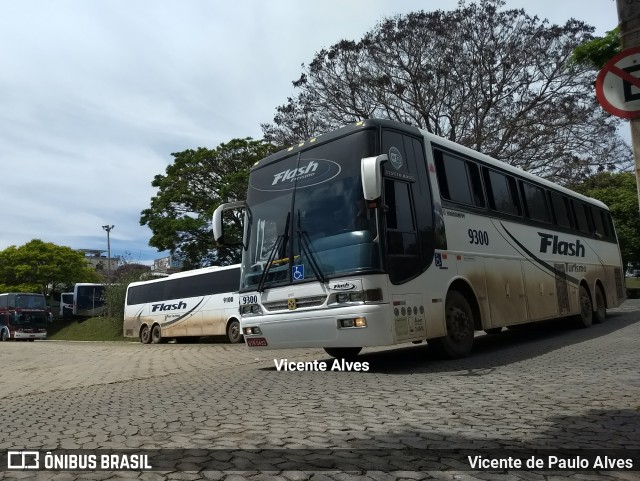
[433,149,484,207]
[600,211,613,240]
[592,208,607,239]
[583,204,596,236]
[549,191,573,229]
[520,181,550,223]
[571,200,590,233]
[483,168,522,216]
[605,212,616,241]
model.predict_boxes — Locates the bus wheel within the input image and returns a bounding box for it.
[323,347,362,359]
[226,320,242,344]
[576,285,593,329]
[151,324,164,344]
[1,329,8,341]
[594,286,606,324]
[430,290,475,359]
[140,325,151,344]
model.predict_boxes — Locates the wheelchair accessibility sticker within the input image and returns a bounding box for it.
[292,264,304,281]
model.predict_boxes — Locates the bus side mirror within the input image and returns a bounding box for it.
[213,201,246,245]
[361,154,388,200]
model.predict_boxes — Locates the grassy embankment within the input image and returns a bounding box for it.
[46,316,133,342]
[626,277,640,289]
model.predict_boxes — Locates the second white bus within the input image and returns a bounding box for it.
[123,264,242,344]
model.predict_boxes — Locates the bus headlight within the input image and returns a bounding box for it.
[243,326,262,335]
[240,304,262,316]
[336,293,349,303]
[331,289,382,305]
[338,317,367,328]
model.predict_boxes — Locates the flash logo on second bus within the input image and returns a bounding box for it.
[538,233,585,257]
[151,301,187,312]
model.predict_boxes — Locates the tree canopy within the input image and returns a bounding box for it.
[570,172,640,268]
[262,0,631,183]
[570,27,620,70]
[140,138,278,268]
[0,239,101,295]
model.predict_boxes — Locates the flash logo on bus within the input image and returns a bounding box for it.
[288,298,297,310]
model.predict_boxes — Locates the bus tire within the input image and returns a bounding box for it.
[575,285,593,329]
[151,324,164,344]
[226,319,242,344]
[430,290,475,359]
[140,325,151,344]
[594,286,606,324]
[323,347,362,359]
[1,329,8,341]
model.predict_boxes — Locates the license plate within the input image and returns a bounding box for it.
[246,337,268,347]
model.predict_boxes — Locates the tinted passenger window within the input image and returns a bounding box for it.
[593,208,606,238]
[483,169,521,216]
[434,150,484,207]
[583,204,596,234]
[549,192,572,229]
[521,182,549,223]
[572,201,589,233]
[605,212,616,240]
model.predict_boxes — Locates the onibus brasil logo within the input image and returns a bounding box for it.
[7,450,152,470]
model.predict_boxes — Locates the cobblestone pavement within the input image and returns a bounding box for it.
[0,301,639,481]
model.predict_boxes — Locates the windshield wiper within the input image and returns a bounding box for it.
[257,213,290,293]
[297,213,326,285]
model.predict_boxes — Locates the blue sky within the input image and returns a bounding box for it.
[0,1,620,265]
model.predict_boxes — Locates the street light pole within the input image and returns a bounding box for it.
[102,225,114,281]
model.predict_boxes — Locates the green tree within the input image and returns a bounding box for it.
[0,240,101,295]
[140,138,278,268]
[571,27,620,70]
[104,269,150,320]
[262,0,631,183]
[570,172,640,267]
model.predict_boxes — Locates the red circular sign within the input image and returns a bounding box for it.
[596,46,640,119]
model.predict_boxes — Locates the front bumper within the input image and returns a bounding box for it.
[240,303,393,350]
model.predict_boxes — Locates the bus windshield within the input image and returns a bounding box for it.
[75,284,105,316]
[11,311,47,327]
[15,294,46,309]
[241,129,381,291]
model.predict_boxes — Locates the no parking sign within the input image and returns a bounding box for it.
[596,46,640,119]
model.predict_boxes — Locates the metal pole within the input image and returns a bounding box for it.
[102,225,114,281]
[616,0,640,211]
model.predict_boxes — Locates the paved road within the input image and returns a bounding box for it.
[0,301,639,480]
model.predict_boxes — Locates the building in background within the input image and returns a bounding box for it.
[78,249,119,279]
[151,255,183,276]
